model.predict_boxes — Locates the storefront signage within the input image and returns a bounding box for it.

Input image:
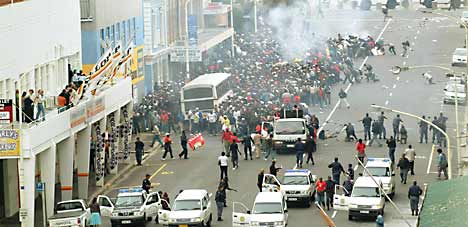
[0,129,20,157]
[86,97,105,118]
[0,99,13,124]
[70,106,87,128]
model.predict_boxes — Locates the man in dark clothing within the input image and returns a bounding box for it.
[397,154,410,184]
[361,113,372,140]
[386,136,397,165]
[215,186,226,221]
[242,135,254,160]
[230,140,241,169]
[343,176,353,196]
[269,160,281,176]
[430,116,438,143]
[135,137,145,166]
[419,116,428,143]
[295,138,305,168]
[345,123,357,141]
[325,176,336,210]
[347,163,354,180]
[178,131,188,159]
[257,169,264,192]
[142,174,152,193]
[328,157,346,184]
[305,136,316,165]
[408,181,423,216]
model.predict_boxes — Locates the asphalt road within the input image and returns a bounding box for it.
[97,7,466,227]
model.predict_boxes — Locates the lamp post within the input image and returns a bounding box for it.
[371,104,453,179]
[184,0,193,80]
[392,63,462,177]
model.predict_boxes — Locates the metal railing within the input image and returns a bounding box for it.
[80,0,93,22]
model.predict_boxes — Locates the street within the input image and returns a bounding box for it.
[95,7,466,227]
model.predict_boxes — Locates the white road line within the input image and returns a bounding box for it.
[392,84,397,89]
[331,211,337,219]
[354,165,359,171]
[396,76,400,81]
[403,61,406,66]
[385,100,389,105]
[417,30,420,34]
[414,36,417,40]
[427,145,435,174]
[317,19,392,135]
[389,92,393,97]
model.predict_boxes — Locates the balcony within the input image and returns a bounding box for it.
[80,0,93,22]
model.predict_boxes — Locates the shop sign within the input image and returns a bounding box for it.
[0,99,13,124]
[0,129,20,157]
[70,106,87,128]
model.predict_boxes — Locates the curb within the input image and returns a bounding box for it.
[88,145,162,199]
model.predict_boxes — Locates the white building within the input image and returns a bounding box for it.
[0,1,134,226]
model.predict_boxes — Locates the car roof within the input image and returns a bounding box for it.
[175,189,207,200]
[454,48,467,54]
[254,192,283,203]
[365,158,392,167]
[276,118,305,122]
[354,177,381,187]
[284,169,311,176]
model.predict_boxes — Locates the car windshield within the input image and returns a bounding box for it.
[454,49,467,55]
[252,202,283,214]
[282,176,309,185]
[56,202,84,212]
[446,85,465,93]
[463,12,468,18]
[115,195,143,207]
[351,187,380,198]
[275,121,305,135]
[365,167,390,177]
[173,200,201,211]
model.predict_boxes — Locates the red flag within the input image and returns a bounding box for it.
[188,133,205,150]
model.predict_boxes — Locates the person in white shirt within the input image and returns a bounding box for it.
[34,89,46,121]
[404,145,416,175]
[208,111,217,136]
[218,152,229,179]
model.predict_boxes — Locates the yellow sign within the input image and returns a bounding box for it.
[0,129,20,157]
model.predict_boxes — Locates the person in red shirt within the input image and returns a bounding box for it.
[160,111,169,133]
[356,139,366,165]
[315,177,327,207]
[222,129,233,156]
[162,134,173,160]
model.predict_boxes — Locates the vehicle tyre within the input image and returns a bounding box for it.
[155,214,159,223]
[305,198,311,208]
[381,208,385,216]
[206,214,212,227]
[348,214,353,220]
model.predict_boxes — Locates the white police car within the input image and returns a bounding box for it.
[97,188,162,226]
[233,192,288,227]
[364,158,395,197]
[262,169,316,207]
[166,189,213,227]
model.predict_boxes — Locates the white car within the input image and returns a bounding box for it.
[333,177,385,221]
[452,48,467,66]
[233,192,288,227]
[461,11,468,27]
[262,169,317,207]
[166,189,213,227]
[364,158,396,197]
[444,83,467,104]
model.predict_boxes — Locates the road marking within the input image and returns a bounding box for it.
[414,36,417,40]
[161,170,174,175]
[392,84,397,89]
[396,76,400,81]
[415,155,427,159]
[385,100,389,105]
[331,211,337,219]
[354,165,359,171]
[427,145,435,174]
[389,92,393,97]
[417,30,420,34]
[150,163,167,180]
[403,61,406,66]
[317,19,392,135]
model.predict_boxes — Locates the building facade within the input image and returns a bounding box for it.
[80,0,146,101]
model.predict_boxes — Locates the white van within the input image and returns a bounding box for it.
[262,170,316,207]
[333,177,385,220]
[364,158,396,197]
[166,189,213,227]
[233,192,288,227]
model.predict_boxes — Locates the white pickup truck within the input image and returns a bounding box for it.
[48,200,90,227]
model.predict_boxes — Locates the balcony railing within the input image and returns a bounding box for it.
[80,0,93,22]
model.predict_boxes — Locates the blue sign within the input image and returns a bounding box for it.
[188,15,198,47]
[36,182,44,192]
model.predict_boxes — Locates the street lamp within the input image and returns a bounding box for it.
[391,64,463,177]
[371,104,453,179]
[184,0,193,80]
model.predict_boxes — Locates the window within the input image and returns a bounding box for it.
[100,28,105,55]
[127,19,132,40]
[252,203,283,214]
[110,25,115,45]
[275,121,306,135]
[122,21,127,43]
[184,100,214,112]
[183,87,213,99]
[115,195,144,207]
[173,200,201,211]
[215,80,231,99]
[116,22,120,42]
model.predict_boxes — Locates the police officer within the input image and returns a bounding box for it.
[328,157,346,184]
[361,113,372,141]
[419,116,428,143]
[378,112,387,139]
[325,176,336,210]
[408,181,423,216]
[142,174,152,193]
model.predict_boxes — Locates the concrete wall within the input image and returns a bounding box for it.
[82,0,143,31]
[0,0,82,80]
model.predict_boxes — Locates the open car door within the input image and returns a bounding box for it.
[333,185,350,211]
[262,174,281,192]
[157,199,170,225]
[232,202,250,227]
[144,192,161,218]
[97,195,114,217]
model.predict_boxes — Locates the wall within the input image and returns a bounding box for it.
[0,0,82,80]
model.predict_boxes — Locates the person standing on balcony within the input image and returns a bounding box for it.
[35,89,46,121]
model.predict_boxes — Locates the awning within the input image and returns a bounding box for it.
[198,28,234,52]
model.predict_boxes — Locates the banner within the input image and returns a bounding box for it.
[86,97,105,119]
[70,105,87,128]
[0,129,20,157]
[0,99,13,124]
[188,133,205,150]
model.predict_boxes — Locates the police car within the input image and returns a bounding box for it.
[262,169,317,207]
[97,188,162,226]
[233,192,288,227]
[166,189,213,227]
[364,158,396,197]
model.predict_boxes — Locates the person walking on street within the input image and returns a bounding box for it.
[404,145,416,175]
[161,134,174,160]
[399,125,408,144]
[295,138,305,168]
[408,181,423,216]
[369,120,382,146]
[230,139,241,170]
[325,176,336,210]
[257,169,265,192]
[347,163,355,180]
[392,114,403,141]
[264,134,275,161]
[419,116,428,143]
[305,136,316,165]
[89,197,102,227]
[378,112,387,139]
[397,153,410,184]
[218,152,229,179]
[386,136,397,166]
[356,139,367,165]
[338,88,350,109]
[242,135,254,160]
[343,176,354,196]
[135,137,144,166]
[219,177,237,207]
[437,148,448,180]
[328,157,346,184]
[430,116,438,143]
[215,186,226,221]
[361,113,372,141]
[178,130,189,159]
[269,160,282,176]
[222,128,233,156]
[253,132,262,159]
[151,125,163,148]
[315,177,327,207]
[142,174,153,193]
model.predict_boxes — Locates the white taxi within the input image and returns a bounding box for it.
[364,158,396,197]
[233,192,288,227]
